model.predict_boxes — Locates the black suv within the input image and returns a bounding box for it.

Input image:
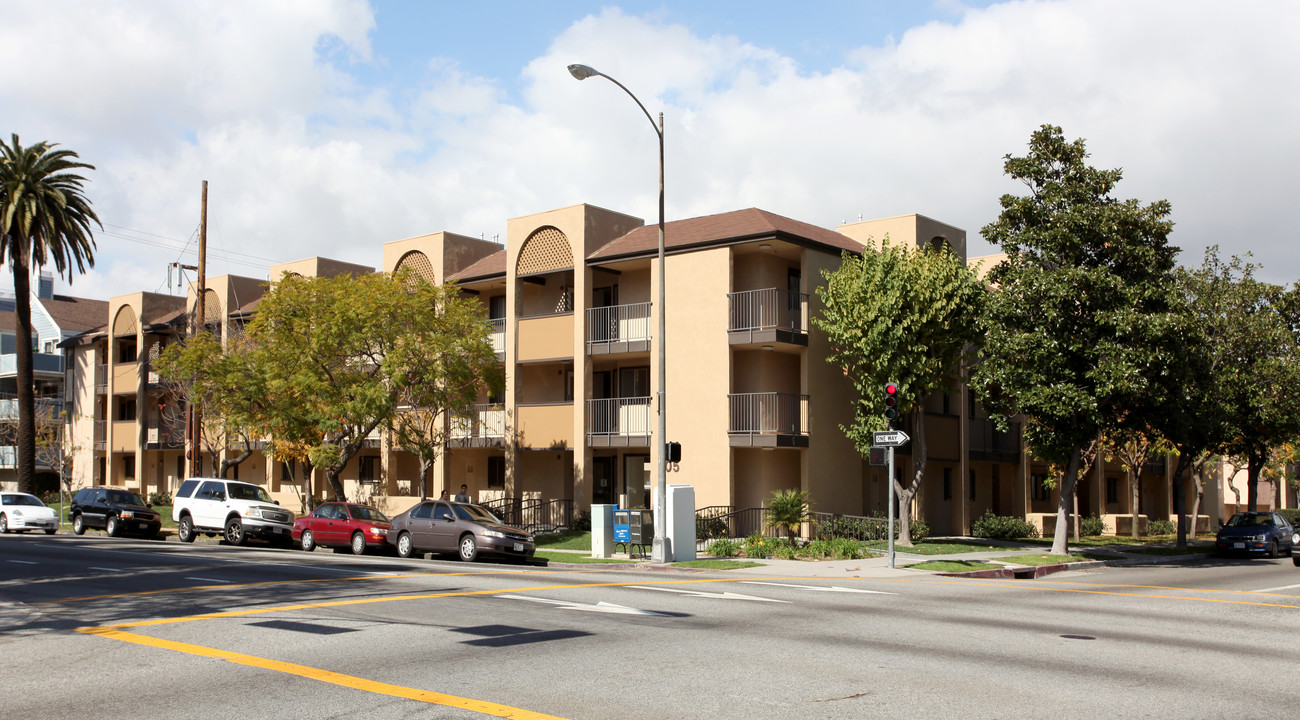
[70,487,162,539]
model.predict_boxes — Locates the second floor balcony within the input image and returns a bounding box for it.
[448,404,507,448]
[728,392,809,448]
[968,417,1020,462]
[587,303,651,355]
[728,288,808,347]
[586,396,651,447]
[0,352,65,379]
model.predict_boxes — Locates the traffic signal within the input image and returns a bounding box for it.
[666,441,682,463]
[869,446,888,466]
[883,382,899,421]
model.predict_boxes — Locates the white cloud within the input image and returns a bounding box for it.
[3,0,1298,302]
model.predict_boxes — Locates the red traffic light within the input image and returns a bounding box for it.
[883,382,899,419]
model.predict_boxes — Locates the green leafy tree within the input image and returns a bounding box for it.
[1180,250,1300,514]
[765,488,811,544]
[0,135,98,493]
[974,125,1177,556]
[814,240,985,545]
[247,270,497,501]
[153,329,263,478]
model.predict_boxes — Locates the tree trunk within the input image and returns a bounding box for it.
[1072,483,1080,542]
[420,458,433,500]
[1189,458,1205,540]
[13,249,36,495]
[1172,455,1190,549]
[300,459,314,512]
[894,408,926,547]
[1247,443,1263,512]
[1050,448,1082,556]
[1129,469,1141,540]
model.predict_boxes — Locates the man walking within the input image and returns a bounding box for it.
[454,484,470,503]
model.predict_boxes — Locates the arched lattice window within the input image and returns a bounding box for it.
[516,226,573,276]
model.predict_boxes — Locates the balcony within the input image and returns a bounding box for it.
[489,319,505,359]
[0,352,65,378]
[0,396,64,421]
[728,392,809,447]
[0,446,56,470]
[586,396,651,447]
[95,363,107,394]
[727,289,808,347]
[517,314,574,362]
[448,404,506,448]
[968,418,1020,462]
[145,417,186,450]
[94,419,107,451]
[586,303,651,355]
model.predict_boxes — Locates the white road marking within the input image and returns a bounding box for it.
[626,585,790,603]
[498,594,668,616]
[88,566,124,573]
[740,581,897,595]
[1250,582,1300,593]
[7,560,37,565]
[185,577,230,584]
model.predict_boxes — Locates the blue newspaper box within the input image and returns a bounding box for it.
[613,510,631,543]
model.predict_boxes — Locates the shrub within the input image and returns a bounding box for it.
[571,510,592,533]
[971,512,1040,540]
[40,490,63,505]
[765,489,810,542]
[815,515,889,541]
[803,537,863,560]
[1147,519,1176,536]
[1080,514,1106,537]
[707,538,740,558]
[909,517,931,543]
[744,533,782,558]
[696,515,729,540]
[1277,509,1300,526]
[148,491,172,507]
[771,542,800,560]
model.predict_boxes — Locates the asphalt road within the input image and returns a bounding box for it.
[2,533,1299,719]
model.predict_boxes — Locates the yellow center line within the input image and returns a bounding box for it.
[77,626,569,720]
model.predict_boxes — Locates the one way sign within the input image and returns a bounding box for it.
[872,430,910,447]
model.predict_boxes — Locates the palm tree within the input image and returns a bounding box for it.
[0,135,98,493]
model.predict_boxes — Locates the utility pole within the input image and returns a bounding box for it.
[188,181,208,478]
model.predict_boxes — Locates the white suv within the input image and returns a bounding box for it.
[172,478,293,546]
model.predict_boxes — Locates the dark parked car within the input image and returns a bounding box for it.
[1216,512,1294,558]
[386,500,535,562]
[294,502,391,555]
[70,487,162,538]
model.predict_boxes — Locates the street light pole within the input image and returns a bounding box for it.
[568,63,671,563]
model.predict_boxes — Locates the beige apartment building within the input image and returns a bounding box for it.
[60,202,1278,535]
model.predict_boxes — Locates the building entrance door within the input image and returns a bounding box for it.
[593,456,616,506]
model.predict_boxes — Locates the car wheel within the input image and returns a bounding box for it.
[44,528,56,535]
[350,531,367,556]
[396,531,415,559]
[224,518,247,546]
[72,514,86,535]
[300,530,316,552]
[1268,541,1280,559]
[458,534,479,562]
[177,516,196,543]
[1293,555,1300,567]
[106,516,121,537]
[0,514,8,533]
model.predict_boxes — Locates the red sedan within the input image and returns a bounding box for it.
[293,502,392,555]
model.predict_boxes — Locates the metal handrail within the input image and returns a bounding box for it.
[727,392,808,435]
[727,288,807,333]
[586,396,652,436]
[586,302,651,348]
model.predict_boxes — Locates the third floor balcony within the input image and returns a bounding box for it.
[586,302,651,355]
[586,396,651,447]
[728,392,809,448]
[727,288,808,347]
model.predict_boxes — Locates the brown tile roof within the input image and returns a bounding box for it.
[42,294,110,332]
[448,249,507,283]
[588,208,865,261]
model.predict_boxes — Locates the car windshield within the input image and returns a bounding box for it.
[227,484,274,503]
[2,494,44,507]
[348,505,390,522]
[1225,514,1272,527]
[106,490,148,506]
[455,504,504,524]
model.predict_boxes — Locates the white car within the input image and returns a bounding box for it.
[0,492,58,534]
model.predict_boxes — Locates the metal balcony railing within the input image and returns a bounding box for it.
[449,405,506,443]
[968,418,1020,457]
[586,302,651,352]
[489,318,505,356]
[0,352,64,376]
[95,363,107,394]
[728,392,808,437]
[0,396,64,421]
[727,288,807,333]
[586,396,652,438]
[94,419,107,451]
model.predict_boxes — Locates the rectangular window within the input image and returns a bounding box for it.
[123,455,135,479]
[117,399,136,422]
[488,456,505,488]
[943,468,952,500]
[359,456,377,484]
[969,470,976,500]
[1031,472,1049,501]
[118,339,137,363]
[1106,477,1119,504]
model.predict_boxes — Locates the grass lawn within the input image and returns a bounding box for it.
[864,539,1006,556]
[534,530,591,550]
[672,559,765,570]
[533,549,634,564]
[998,553,1090,565]
[907,559,1001,572]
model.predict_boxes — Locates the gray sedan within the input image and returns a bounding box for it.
[387,500,535,562]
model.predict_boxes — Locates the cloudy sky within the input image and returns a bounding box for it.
[3,0,1297,300]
